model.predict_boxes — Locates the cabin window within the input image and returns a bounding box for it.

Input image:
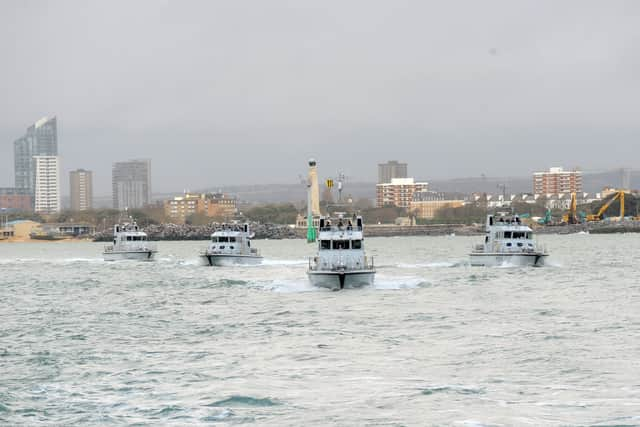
[485,236,489,243]
[229,237,236,242]
[320,240,330,249]
[219,245,225,249]
[127,236,132,241]
[219,236,229,242]
[332,240,349,250]
[506,243,512,247]
[352,240,362,249]
[526,232,532,239]
[512,232,525,239]
[517,242,523,247]
[230,246,234,249]
[503,231,512,238]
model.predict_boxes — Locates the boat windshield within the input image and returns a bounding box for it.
[499,231,533,239]
[332,240,350,250]
[126,236,146,241]
[352,240,362,249]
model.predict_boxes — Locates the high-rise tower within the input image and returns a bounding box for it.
[112,159,152,210]
[14,116,58,194]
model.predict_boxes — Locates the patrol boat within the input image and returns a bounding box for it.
[307,214,375,290]
[470,213,548,267]
[200,223,263,266]
[103,221,157,261]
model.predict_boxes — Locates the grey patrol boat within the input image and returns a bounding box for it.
[307,214,375,290]
[200,223,263,266]
[470,213,548,267]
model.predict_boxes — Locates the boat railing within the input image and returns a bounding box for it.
[471,243,484,253]
[105,242,157,253]
[319,225,363,232]
[308,255,374,271]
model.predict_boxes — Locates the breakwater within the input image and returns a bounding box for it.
[92,220,640,242]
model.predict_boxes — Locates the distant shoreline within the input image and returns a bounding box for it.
[3,221,639,243]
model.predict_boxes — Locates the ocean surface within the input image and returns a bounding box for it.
[1,234,640,426]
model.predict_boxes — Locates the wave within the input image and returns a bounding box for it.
[374,276,429,290]
[206,395,281,407]
[421,384,485,396]
[261,259,308,266]
[397,261,466,268]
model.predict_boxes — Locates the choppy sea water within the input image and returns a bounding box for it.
[1,234,640,426]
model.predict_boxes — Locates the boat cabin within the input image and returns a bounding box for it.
[481,214,538,253]
[207,224,258,256]
[311,214,372,272]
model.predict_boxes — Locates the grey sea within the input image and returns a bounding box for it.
[1,234,640,426]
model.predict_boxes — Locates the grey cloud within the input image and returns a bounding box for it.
[1,1,639,194]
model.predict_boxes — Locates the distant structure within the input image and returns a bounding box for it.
[13,116,58,206]
[205,192,237,219]
[376,178,429,208]
[70,169,93,211]
[0,188,32,212]
[410,191,465,219]
[33,156,61,214]
[112,159,151,210]
[163,192,237,223]
[308,159,321,216]
[533,167,582,196]
[378,160,407,184]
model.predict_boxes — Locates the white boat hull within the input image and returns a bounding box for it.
[103,250,156,261]
[469,252,547,267]
[307,270,375,290]
[201,254,263,267]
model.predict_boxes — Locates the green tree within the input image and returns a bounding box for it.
[243,203,299,224]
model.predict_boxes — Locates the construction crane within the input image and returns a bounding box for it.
[586,190,625,222]
[538,208,553,225]
[562,192,579,224]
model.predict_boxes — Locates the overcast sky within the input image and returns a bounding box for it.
[1,1,639,195]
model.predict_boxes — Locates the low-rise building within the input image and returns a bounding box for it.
[0,188,32,212]
[376,178,429,208]
[163,192,237,223]
[164,193,207,223]
[206,193,237,219]
[410,191,465,219]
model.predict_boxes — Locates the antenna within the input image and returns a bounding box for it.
[497,184,507,206]
[337,172,345,203]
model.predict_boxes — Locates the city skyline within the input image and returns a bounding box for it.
[1,1,640,195]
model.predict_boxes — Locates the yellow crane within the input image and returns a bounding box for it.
[586,190,625,221]
[562,192,579,224]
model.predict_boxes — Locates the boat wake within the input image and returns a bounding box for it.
[397,261,466,269]
[261,259,308,266]
[374,275,429,289]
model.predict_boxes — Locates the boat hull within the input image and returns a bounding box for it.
[307,270,375,290]
[201,254,263,267]
[103,250,156,261]
[469,252,547,267]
